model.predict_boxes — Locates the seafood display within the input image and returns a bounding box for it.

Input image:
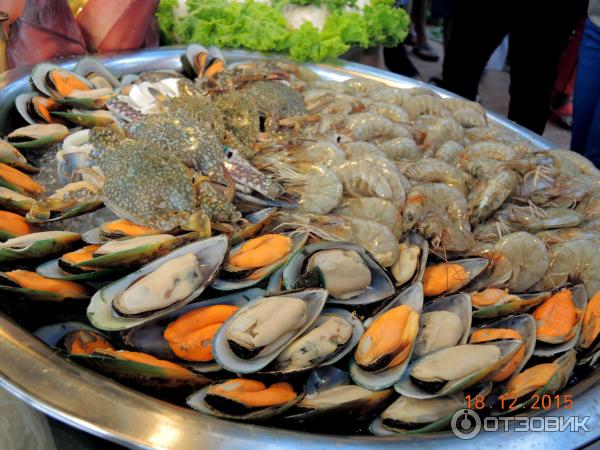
[2,46,600,438]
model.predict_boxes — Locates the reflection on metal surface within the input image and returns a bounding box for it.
[0,48,593,450]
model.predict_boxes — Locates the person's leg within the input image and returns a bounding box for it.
[507,0,582,134]
[412,0,439,61]
[572,19,600,164]
[442,0,509,100]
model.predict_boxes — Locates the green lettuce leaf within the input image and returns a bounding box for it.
[156,0,410,61]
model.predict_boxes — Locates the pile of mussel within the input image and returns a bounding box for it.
[1,49,600,437]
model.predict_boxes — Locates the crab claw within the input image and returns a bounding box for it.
[184,210,212,239]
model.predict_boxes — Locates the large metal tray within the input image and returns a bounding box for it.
[0,47,597,450]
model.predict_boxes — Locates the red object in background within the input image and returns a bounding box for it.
[76,0,159,52]
[3,0,160,69]
[0,0,24,33]
[7,0,86,68]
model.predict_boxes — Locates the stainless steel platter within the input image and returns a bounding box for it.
[0,47,597,450]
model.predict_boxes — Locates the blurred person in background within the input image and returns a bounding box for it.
[441,0,583,135]
[572,0,600,165]
[409,0,439,61]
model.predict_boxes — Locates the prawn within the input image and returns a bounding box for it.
[333,197,403,238]
[273,211,400,267]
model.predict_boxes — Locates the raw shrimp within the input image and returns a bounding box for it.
[414,116,464,154]
[340,113,411,141]
[462,141,517,161]
[338,144,409,206]
[378,136,422,161]
[273,211,400,267]
[403,95,451,120]
[334,160,392,199]
[470,170,519,224]
[530,175,598,207]
[533,238,600,297]
[333,197,403,238]
[254,140,346,169]
[267,162,343,214]
[550,149,600,177]
[519,166,557,199]
[435,141,464,164]
[366,103,409,123]
[536,228,600,246]
[473,217,513,243]
[402,158,471,196]
[441,100,487,128]
[461,157,506,180]
[367,87,411,106]
[505,204,583,232]
[341,78,382,97]
[403,183,474,251]
[577,191,600,229]
[491,231,550,292]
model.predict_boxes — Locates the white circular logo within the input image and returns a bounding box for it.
[451,408,481,440]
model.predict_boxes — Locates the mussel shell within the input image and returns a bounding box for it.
[470,314,536,378]
[260,307,364,376]
[31,63,94,98]
[0,231,81,263]
[471,291,551,319]
[7,124,70,149]
[495,349,577,414]
[122,289,261,373]
[350,283,424,391]
[0,272,90,303]
[533,285,587,357]
[86,235,228,331]
[395,340,522,399]
[412,293,472,358]
[212,289,328,373]
[74,57,121,88]
[211,232,308,291]
[35,321,101,348]
[36,258,121,281]
[70,352,210,392]
[186,381,303,421]
[370,394,465,435]
[283,242,395,305]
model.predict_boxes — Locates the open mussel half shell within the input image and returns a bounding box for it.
[533,285,587,357]
[262,308,364,376]
[74,57,121,89]
[7,124,70,149]
[0,231,80,263]
[82,219,158,244]
[395,340,522,399]
[412,293,472,359]
[390,232,429,287]
[283,366,393,424]
[370,393,465,435]
[0,270,90,302]
[70,349,211,392]
[51,110,115,128]
[495,349,577,414]
[283,241,395,305]
[35,321,111,351]
[350,283,424,391]
[187,378,302,421]
[0,187,35,215]
[212,289,328,373]
[122,289,261,373]
[212,232,308,291]
[36,245,123,281]
[87,235,228,331]
[15,92,63,125]
[0,141,38,174]
[577,291,600,364]
[76,233,195,269]
[469,314,536,382]
[32,63,95,98]
[183,44,226,79]
[471,289,551,319]
[422,258,488,297]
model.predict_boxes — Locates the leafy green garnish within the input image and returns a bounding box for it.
[157,0,409,61]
